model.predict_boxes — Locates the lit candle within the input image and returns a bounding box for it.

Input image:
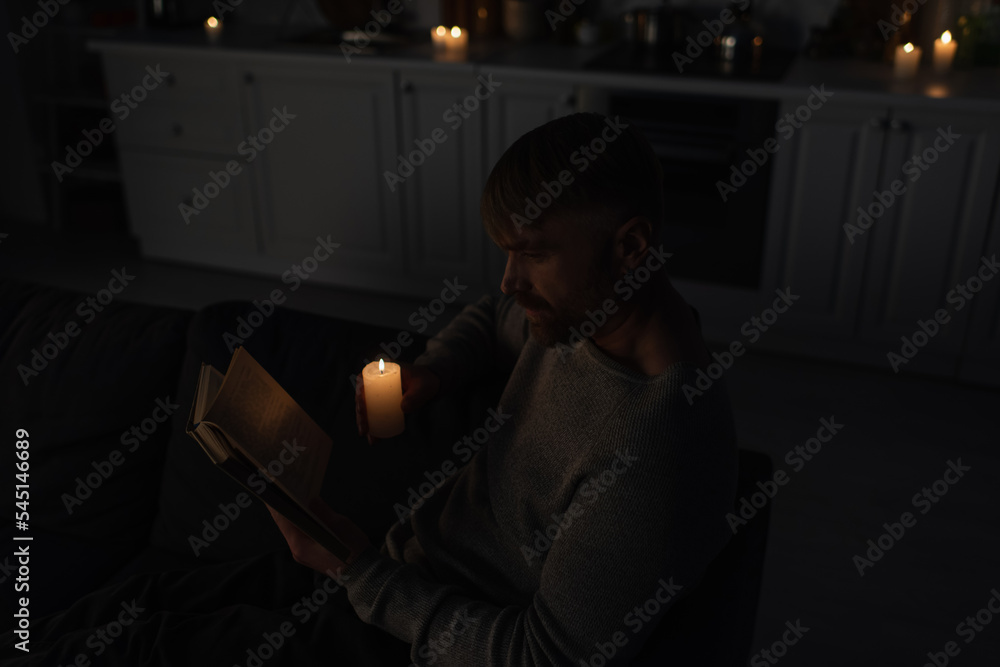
[430,25,468,56]
[362,359,405,438]
[933,31,957,72]
[893,42,921,79]
[204,16,222,44]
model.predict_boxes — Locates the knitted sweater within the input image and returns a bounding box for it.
[342,292,738,666]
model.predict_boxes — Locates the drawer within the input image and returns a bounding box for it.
[119,150,258,259]
[114,100,246,155]
[102,54,240,108]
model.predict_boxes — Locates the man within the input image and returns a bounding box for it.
[273,112,739,664]
[1,113,736,667]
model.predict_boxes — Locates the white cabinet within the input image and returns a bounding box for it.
[240,60,407,294]
[758,98,1000,379]
[396,66,487,291]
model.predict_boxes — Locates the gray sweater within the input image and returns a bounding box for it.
[343,293,738,666]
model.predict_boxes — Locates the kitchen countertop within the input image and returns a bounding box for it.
[89,25,1000,110]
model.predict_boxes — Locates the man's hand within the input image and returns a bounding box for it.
[267,499,372,574]
[356,361,442,445]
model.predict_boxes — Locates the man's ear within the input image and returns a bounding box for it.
[614,216,654,270]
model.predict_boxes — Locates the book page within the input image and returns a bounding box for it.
[205,347,332,507]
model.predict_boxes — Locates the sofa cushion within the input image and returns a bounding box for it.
[0,278,192,610]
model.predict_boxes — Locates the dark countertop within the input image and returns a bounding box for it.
[89,25,1000,110]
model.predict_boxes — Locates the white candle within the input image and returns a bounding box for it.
[894,42,921,79]
[430,25,468,56]
[933,31,957,72]
[204,16,223,44]
[362,359,405,438]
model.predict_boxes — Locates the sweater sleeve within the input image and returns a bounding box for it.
[341,388,738,666]
[413,293,528,395]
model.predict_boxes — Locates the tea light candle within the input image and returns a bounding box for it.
[933,31,957,72]
[204,16,223,44]
[431,25,468,55]
[362,359,405,438]
[894,42,921,79]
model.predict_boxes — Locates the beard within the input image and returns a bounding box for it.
[521,247,617,348]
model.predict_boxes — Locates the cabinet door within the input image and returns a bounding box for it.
[243,61,405,293]
[397,66,486,294]
[959,181,1000,387]
[484,72,577,287]
[858,108,1000,376]
[760,101,886,340]
[118,150,258,265]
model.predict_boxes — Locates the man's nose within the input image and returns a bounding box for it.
[500,253,526,295]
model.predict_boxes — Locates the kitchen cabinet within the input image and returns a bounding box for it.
[240,59,407,293]
[757,98,1000,378]
[958,189,1000,386]
[396,65,487,292]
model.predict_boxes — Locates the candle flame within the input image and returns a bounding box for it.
[451,26,462,38]
[941,30,952,44]
[903,42,914,53]
[435,25,446,36]
[379,358,384,374]
[206,16,219,28]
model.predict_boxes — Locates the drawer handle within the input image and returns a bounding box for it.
[166,73,176,87]
[172,123,183,137]
[245,72,255,84]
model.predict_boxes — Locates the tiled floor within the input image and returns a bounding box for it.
[4,223,999,665]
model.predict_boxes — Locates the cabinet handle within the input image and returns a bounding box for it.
[889,118,903,131]
[172,123,183,137]
[166,73,176,87]
[244,72,255,84]
[401,80,414,93]
[560,93,576,107]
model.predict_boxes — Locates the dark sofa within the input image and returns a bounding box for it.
[0,277,501,626]
[0,278,768,664]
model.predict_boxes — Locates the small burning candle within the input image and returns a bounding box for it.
[430,25,468,55]
[204,16,223,44]
[894,42,921,79]
[362,358,405,438]
[933,31,957,72]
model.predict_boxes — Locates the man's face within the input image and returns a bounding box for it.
[497,216,617,347]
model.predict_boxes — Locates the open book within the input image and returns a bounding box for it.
[185,346,349,560]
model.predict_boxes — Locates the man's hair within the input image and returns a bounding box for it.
[481,112,664,247]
